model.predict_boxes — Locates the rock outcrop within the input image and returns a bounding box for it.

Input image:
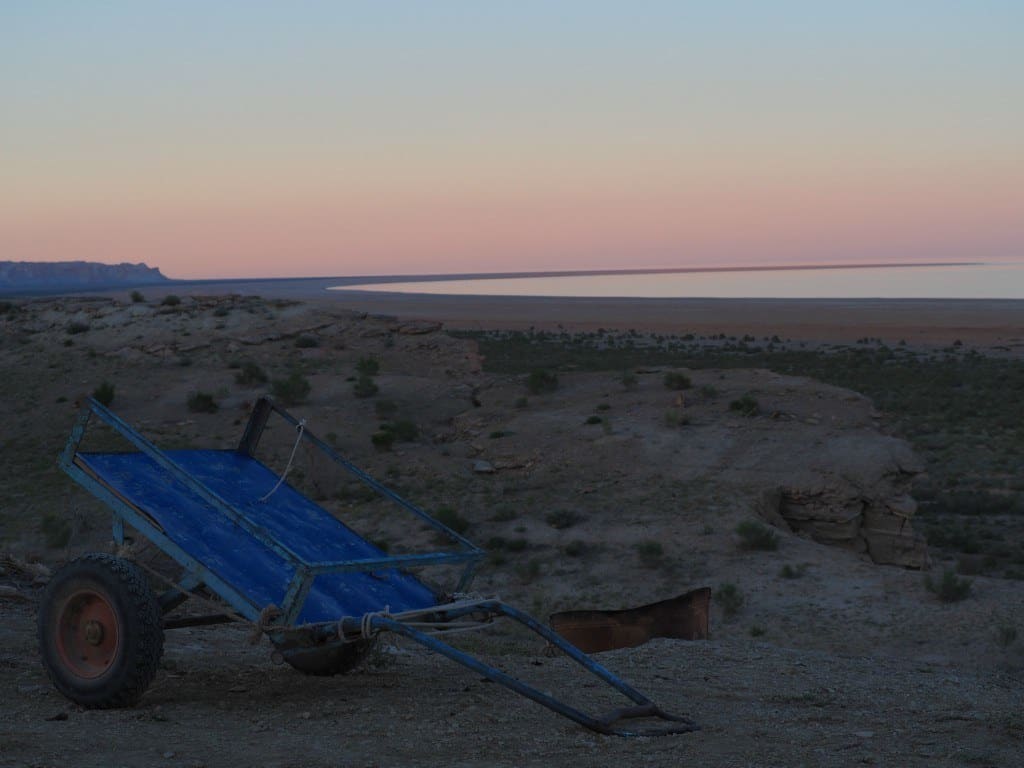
[0,260,168,292]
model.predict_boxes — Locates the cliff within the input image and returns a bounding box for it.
[0,261,168,292]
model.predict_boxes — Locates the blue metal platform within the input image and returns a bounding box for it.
[77,449,436,623]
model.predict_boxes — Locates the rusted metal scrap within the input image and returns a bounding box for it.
[549,587,711,654]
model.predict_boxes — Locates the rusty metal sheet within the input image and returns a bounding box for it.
[549,587,710,653]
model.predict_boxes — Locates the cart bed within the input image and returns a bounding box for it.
[77,449,437,623]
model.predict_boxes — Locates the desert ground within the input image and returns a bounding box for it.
[1,291,1022,767]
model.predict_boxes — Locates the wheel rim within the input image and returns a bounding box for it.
[55,589,120,679]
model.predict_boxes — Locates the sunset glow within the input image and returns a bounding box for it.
[3,3,1021,279]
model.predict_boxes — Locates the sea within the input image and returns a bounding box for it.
[334,262,1024,300]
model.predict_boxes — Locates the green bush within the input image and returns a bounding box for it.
[295,335,319,348]
[353,374,378,398]
[925,568,972,602]
[434,506,470,535]
[736,520,779,551]
[41,513,72,549]
[716,583,744,618]
[664,408,689,427]
[584,415,602,425]
[356,356,380,376]
[729,394,760,417]
[92,381,115,407]
[67,322,89,335]
[779,563,806,579]
[371,430,395,451]
[187,391,218,413]
[546,510,582,529]
[130,290,145,303]
[514,396,529,408]
[272,371,311,405]
[526,369,558,394]
[564,540,587,557]
[621,371,638,390]
[664,371,692,390]
[635,540,664,568]
[234,361,268,386]
[161,294,181,307]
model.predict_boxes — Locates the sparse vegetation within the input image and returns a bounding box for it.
[526,369,558,394]
[187,391,219,413]
[66,322,89,335]
[514,396,529,408]
[234,361,268,386]
[353,374,378,398]
[371,430,395,451]
[356,356,380,376]
[295,335,319,348]
[664,408,689,427]
[716,583,745,618]
[779,563,807,579]
[621,371,638,390]
[545,509,582,529]
[161,294,181,307]
[635,540,664,568]
[749,625,766,637]
[434,506,470,535]
[272,371,311,405]
[41,513,72,549]
[91,381,115,407]
[925,568,973,602]
[564,540,587,557]
[584,415,602,425]
[736,520,780,551]
[664,371,692,390]
[730,395,760,417]
[130,290,145,303]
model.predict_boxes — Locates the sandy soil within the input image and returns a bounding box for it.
[1,295,1022,767]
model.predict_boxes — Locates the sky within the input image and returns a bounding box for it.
[2,2,1022,279]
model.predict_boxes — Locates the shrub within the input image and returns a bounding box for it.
[67,322,89,335]
[546,510,581,529]
[729,394,760,417]
[161,294,181,307]
[596,403,611,411]
[736,520,779,551]
[584,415,602,425]
[371,430,395,451]
[515,559,541,583]
[506,538,528,552]
[621,371,638,391]
[564,540,587,557]
[213,306,230,317]
[995,622,1018,648]
[664,371,692,390]
[234,361,268,386]
[390,419,419,442]
[635,540,664,568]
[749,625,766,637]
[130,290,145,303]
[925,568,972,602]
[356,356,380,376]
[779,564,806,579]
[272,371,311,405]
[514,396,529,409]
[353,374,378,398]
[716,583,744,618]
[374,399,398,419]
[187,391,218,413]
[41,513,72,549]
[700,385,719,399]
[664,408,689,427]
[295,335,319,348]
[434,506,470,535]
[92,381,115,407]
[526,369,558,394]
[489,430,508,439]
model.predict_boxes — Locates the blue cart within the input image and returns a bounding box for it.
[38,396,697,737]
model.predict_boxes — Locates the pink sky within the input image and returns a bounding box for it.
[3,5,1021,279]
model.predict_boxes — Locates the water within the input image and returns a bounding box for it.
[335,262,1024,300]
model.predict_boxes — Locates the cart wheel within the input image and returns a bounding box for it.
[275,638,375,677]
[37,553,165,708]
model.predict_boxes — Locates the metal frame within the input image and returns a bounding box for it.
[57,396,697,737]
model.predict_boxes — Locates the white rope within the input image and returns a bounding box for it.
[344,596,501,641]
[259,418,306,503]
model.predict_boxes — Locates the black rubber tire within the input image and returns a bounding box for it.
[274,638,375,677]
[38,553,165,708]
